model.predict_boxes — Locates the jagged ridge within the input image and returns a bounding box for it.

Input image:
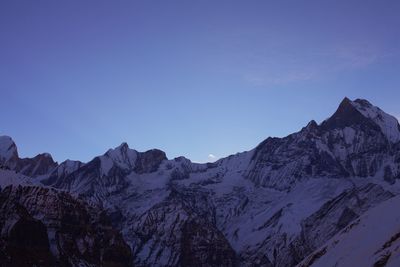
[1,97,400,267]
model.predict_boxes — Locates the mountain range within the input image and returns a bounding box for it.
[1,97,400,267]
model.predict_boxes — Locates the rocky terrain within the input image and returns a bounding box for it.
[1,97,400,266]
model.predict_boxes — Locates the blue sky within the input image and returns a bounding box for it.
[1,0,400,163]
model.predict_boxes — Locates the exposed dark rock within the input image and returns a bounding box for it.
[336,207,358,229]
[180,219,237,267]
[384,165,395,184]
[320,97,379,131]
[134,149,167,174]
[16,153,58,177]
[5,217,54,267]
[373,252,391,267]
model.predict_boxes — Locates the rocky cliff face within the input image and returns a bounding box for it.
[124,185,237,266]
[1,97,400,267]
[0,185,132,267]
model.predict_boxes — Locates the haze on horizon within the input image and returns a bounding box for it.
[1,0,400,163]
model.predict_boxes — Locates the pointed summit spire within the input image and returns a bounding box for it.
[301,120,319,134]
[320,97,371,130]
[340,96,352,105]
[319,97,400,143]
[337,97,354,112]
[0,135,19,164]
[116,142,129,151]
[306,120,318,129]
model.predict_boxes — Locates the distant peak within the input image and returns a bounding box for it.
[63,159,83,166]
[41,153,52,158]
[174,156,191,162]
[320,97,400,143]
[302,120,319,133]
[33,153,55,164]
[116,142,129,150]
[320,97,367,130]
[0,135,18,161]
[338,97,354,110]
[105,142,132,156]
[341,96,352,105]
[331,97,361,119]
[145,148,166,154]
[307,120,318,129]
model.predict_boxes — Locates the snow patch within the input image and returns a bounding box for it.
[352,100,400,143]
[298,194,400,267]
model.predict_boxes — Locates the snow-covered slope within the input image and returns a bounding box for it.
[0,169,32,188]
[352,98,400,143]
[298,194,400,267]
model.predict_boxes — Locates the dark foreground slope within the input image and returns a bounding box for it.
[0,185,132,267]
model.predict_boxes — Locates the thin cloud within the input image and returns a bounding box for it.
[208,154,216,161]
[329,44,382,70]
[240,43,387,87]
[244,69,316,86]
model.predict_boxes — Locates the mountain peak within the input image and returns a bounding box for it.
[100,143,138,173]
[0,135,18,163]
[338,96,354,111]
[341,96,352,105]
[320,98,400,143]
[320,97,369,130]
[35,153,54,160]
[116,142,129,151]
[105,142,134,157]
[305,120,318,130]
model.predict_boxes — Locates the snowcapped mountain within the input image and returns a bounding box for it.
[0,136,18,169]
[0,136,58,178]
[1,97,400,267]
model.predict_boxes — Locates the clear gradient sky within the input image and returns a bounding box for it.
[1,0,400,163]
